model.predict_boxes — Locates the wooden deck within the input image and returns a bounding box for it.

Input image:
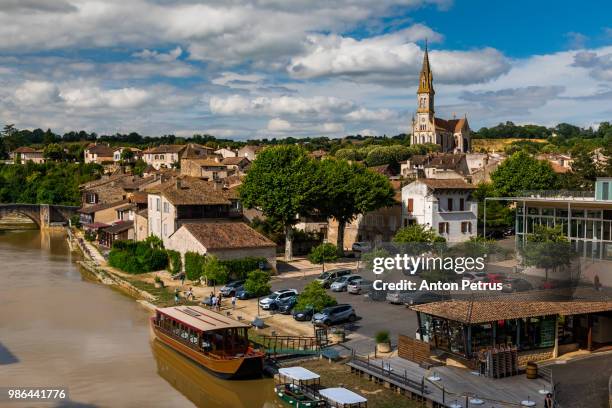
[348,355,550,407]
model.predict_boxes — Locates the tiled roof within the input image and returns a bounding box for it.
[419,178,474,190]
[411,299,612,324]
[78,199,129,214]
[86,144,115,156]
[181,143,216,159]
[143,144,186,154]
[183,158,226,167]
[182,222,276,250]
[102,220,134,234]
[13,146,42,153]
[410,153,466,170]
[221,156,250,166]
[147,176,238,205]
[434,117,469,133]
[79,174,132,190]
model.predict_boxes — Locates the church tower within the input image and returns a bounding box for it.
[412,42,436,145]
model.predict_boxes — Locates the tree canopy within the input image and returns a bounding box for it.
[295,281,337,312]
[490,151,560,197]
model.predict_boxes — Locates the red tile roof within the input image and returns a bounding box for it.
[182,222,276,250]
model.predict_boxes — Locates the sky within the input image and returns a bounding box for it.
[0,0,611,139]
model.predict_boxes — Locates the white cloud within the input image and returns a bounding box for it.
[345,107,397,121]
[133,46,183,62]
[210,95,355,117]
[14,80,60,105]
[60,86,151,109]
[267,118,292,131]
[287,28,509,85]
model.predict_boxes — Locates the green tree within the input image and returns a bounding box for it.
[295,281,337,312]
[521,225,574,281]
[393,224,445,243]
[120,149,135,163]
[563,146,601,190]
[133,158,147,176]
[472,182,514,231]
[490,151,560,196]
[43,143,64,161]
[202,255,229,285]
[308,243,339,264]
[243,269,271,297]
[239,145,318,261]
[314,159,394,255]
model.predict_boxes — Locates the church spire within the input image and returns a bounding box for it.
[417,40,434,95]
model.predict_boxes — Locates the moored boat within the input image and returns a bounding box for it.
[150,305,264,379]
[274,367,325,407]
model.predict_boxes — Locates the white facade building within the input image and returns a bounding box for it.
[401,178,478,243]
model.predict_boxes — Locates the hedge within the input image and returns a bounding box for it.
[108,240,168,274]
[184,251,205,281]
[220,257,267,280]
[166,250,182,274]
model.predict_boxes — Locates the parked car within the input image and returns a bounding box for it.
[330,275,363,292]
[462,272,488,282]
[315,268,353,288]
[219,280,245,297]
[292,306,315,321]
[235,288,255,300]
[502,278,533,293]
[347,279,373,294]
[277,296,298,314]
[312,304,357,326]
[352,242,372,253]
[386,290,416,304]
[404,291,449,305]
[484,273,506,284]
[259,289,298,310]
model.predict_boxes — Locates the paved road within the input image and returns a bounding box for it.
[270,272,419,354]
[549,352,612,408]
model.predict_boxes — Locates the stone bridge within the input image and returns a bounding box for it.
[0,204,80,228]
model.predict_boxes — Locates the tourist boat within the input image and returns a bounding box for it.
[274,367,325,407]
[150,306,264,379]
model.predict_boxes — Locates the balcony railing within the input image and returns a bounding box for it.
[519,190,595,200]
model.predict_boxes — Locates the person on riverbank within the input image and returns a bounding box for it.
[231,295,236,309]
[544,393,553,408]
[211,295,218,309]
[180,274,185,287]
[217,292,223,310]
[185,287,194,301]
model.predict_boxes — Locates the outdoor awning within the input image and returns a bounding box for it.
[101,221,134,234]
[319,387,367,404]
[278,367,320,381]
[83,222,110,230]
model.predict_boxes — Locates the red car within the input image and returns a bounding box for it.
[484,273,505,284]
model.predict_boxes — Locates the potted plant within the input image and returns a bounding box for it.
[154,275,164,289]
[375,330,391,353]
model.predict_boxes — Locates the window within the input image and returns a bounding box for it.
[459,198,465,211]
[163,223,167,236]
[156,198,161,212]
[438,222,449,234]
[86,192,98,204]
[163,202,169,213]
[447,198,453,212]
[461,222,472,233]
[407,199,414,213]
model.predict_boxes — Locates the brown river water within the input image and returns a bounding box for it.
[0,229,277,408]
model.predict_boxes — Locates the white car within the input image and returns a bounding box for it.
[258,289,298,310]
[352,242,372,253]
[330,275,362,292]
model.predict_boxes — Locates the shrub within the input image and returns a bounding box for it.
[295,281,337,312]
[220,257,267,279]
[375,330,390,344]
[166,250,182,274]
[184,252,205,281]
[308,243,339,264]
[202,255,229,285]
[243,269,271,297]
[108,239,168,273]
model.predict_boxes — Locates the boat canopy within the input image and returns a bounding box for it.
[319,388,367,404]
[157,306,249,332]
[278,367,320,381]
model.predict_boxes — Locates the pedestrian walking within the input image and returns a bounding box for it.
[186,287,194,301]
[217,292,223,310]
[211,295,218,310]
[174,287,180,304]
[544,393,553,408]
[231,295,236,309]
[180,273,185,287]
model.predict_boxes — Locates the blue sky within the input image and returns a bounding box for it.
[0,0,611,139]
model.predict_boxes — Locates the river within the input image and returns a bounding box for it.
[0,229,277,408]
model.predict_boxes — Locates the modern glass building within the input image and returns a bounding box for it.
[514,177,612,261]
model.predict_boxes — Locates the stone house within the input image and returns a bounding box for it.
[84,144,115,164]
[112,147,142,162]
[400,153,470,180]
[165,222,277,270]
[142,145,187,169]
[401,178,478,243]
[214,148,237,158]
[10,147,46,164]
[78,199,130,226]
[221,156,251,174]
[180,157,231,180]
[237,145,263,161]
[79,173,163,208]
[145,176,242,247]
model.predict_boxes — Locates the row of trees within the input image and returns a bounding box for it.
[240,145,396,260]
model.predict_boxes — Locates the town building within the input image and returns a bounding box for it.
[79,173,164,207]
[401,178,478,242]
[142,145,187,169]
[214,147,237,159]
[112,147,142,163]
[145,176,242,247]
[237,145,263,161]
[78,199,130,227]
[400,153,470,180]
[84,144,115,164]
[180,157,230,180]
[509,177,612,284]
[11,147,46,164]
[221,156,251,174]
[410,44,471,153]
[164,222,277,270]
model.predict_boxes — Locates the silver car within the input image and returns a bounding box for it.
[312,304,357,326]
[329,274,362,292]
[347,279,373,294]
[386,290,416,304]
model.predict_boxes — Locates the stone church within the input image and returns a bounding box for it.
[410,45,471,153]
